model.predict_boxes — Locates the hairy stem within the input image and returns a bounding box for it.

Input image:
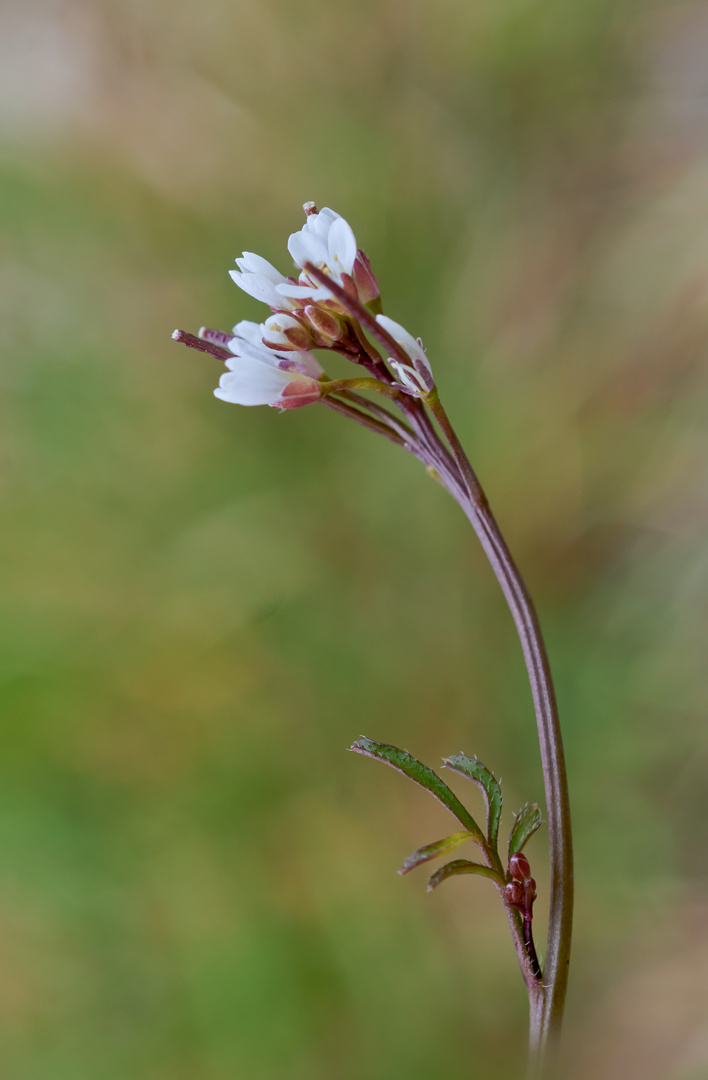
[501,890,545,1002]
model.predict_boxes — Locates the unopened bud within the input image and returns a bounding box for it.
[339,272,360,301]
[505,881,524,908]
[262,313,312,352]
[353,250,380,304]
[279,377,322,409]
[304,304,343,346]
[509,853,531,882]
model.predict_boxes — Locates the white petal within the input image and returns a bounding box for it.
[390,360,425,394]
[275,282,329,301]
[215,359,291,406]
[307,207,338,242]
[227,321,281,368]
[327,215,357,274]
[230,320,263,347]
[236,252,288,284]
[288,229,329,270]
[376,314,434,383]
[265,313,302,333]
[224,348,280,371]
[375,314,424,361]
[229,269,283,307]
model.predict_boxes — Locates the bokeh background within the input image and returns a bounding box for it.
[2,0,708,1076]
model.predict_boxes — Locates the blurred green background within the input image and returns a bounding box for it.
[2,0,708,1076]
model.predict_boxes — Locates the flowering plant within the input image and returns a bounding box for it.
[174,203,573,1078]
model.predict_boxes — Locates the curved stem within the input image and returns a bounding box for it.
[298,260,572,1063]
[425,390,573,1066]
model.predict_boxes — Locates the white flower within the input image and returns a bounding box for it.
[229,252,299,311]
[289,207,357,277]
[228,206,379,316]
[376,315,435,395]
[276,207,359,303]
[215,321,323,409]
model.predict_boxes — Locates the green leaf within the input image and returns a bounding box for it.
[350,738,484,841]
[427,859,501,892]
[398,832,475,875]
[508,803,542,859]
[443,754,503,848]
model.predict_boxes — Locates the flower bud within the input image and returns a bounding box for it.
[262,313,312,352]
[505,881,524,908]
[524,878,537,907]
[509,853,532,882]
[278,377,323,409]
[339,272,360,301]
[353,250,380,304]
[303,304,344,346]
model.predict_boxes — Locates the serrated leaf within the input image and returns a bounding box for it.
[443,754,503,848]
[427,859,501,892]
[398,832,474,875]
[350,738,484,840]
[508,803,542,859]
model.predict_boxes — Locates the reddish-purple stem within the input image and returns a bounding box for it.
[172,329,232,362]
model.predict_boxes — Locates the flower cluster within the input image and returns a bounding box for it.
[173,203,434,411]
